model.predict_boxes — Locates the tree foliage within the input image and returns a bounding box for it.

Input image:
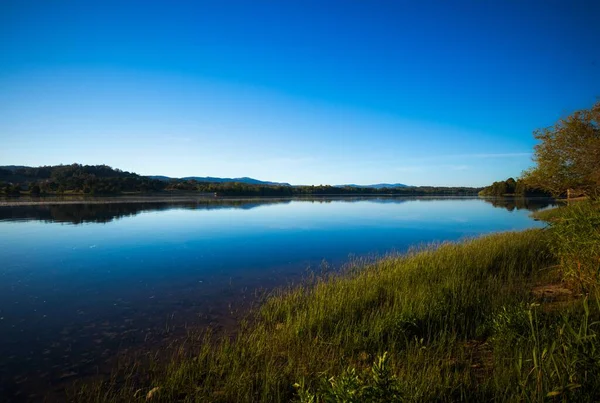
[479,177,550,197]
[173,181,481,197]
[0,164,167,195]
[522,101,600,197]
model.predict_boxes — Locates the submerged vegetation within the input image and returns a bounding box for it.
[71,201,600,402]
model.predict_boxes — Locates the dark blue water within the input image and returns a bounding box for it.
[0,197,551,398]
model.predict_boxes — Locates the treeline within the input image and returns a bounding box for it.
[0,164,167,195]
[0,163,481,197]
[478,177,551,197]
[168,180,481,197]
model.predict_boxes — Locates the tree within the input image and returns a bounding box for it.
[478,179,510,196]
[522,101,600,197]
[505,177,517,194]
[30,183,41,195]
[7,184,21,196]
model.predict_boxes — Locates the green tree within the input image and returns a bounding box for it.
[29,183,41,195]
[522,101,600,197]
[7,184,22,196]
[505,177,517,194]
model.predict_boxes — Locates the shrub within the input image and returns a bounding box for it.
[544,202,600,289]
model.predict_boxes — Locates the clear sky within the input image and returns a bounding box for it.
[1,1,599,186]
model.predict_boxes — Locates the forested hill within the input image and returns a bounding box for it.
[0,164,166,195]
[0,164,481,196]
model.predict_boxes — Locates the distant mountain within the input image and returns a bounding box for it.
[340,183,410,189]
[148,175,291,187]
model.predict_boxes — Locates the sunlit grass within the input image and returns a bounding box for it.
[534,201,600,290]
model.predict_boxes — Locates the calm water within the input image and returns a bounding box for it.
[0,197,552,399]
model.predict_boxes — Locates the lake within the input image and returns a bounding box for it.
[0,196,552,400]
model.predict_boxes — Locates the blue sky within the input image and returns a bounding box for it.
[1,1,598,186]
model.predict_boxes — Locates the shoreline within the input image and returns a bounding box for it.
[69,202,599,402]
[68,205,600,403]
[2,201,596,402]
[0,194,554,207]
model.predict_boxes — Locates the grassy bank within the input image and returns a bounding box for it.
[533,201,600,290]
[73,203,600,402]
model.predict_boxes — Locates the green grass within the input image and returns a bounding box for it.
[534,201,600,289]
[72,203,600,402]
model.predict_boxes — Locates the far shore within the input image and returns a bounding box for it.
[0,193,492,207]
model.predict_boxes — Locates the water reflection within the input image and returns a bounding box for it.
[481,197,554,212]
[0,199,293,224]
[0,197,412,225]
[0,196,551,225]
